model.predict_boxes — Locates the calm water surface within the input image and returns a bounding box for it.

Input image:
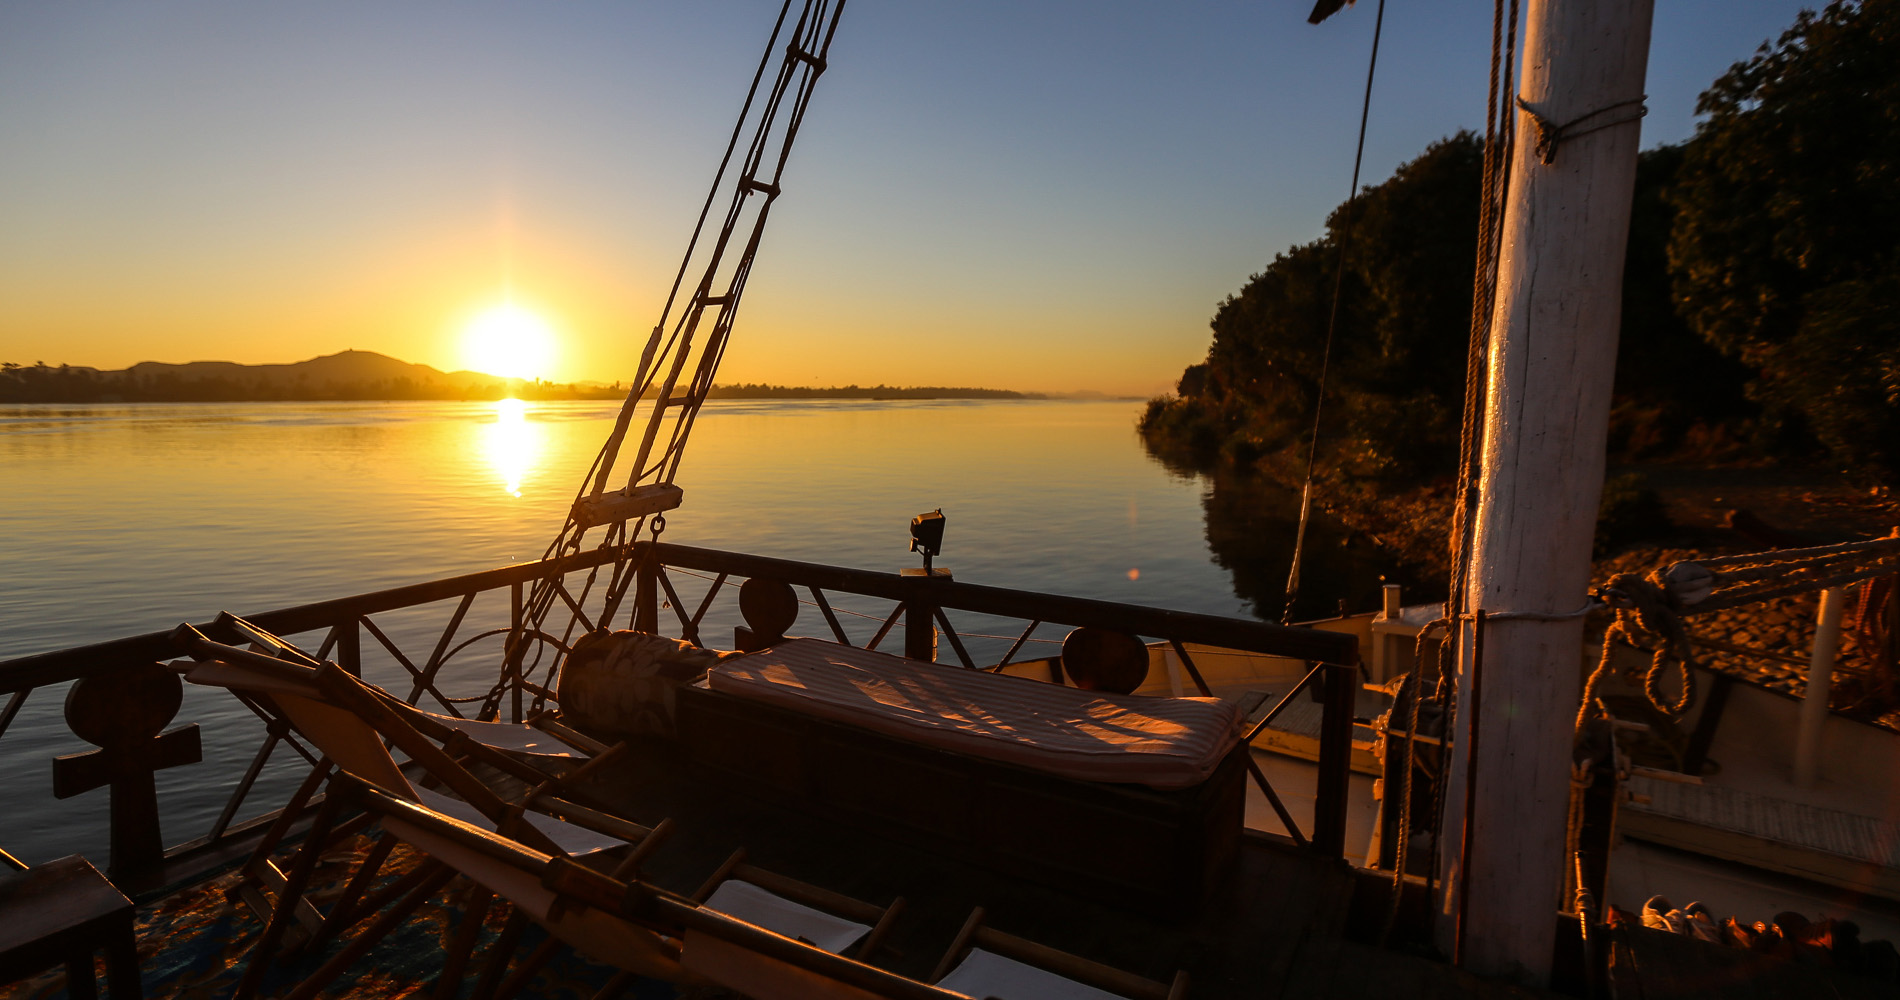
[0,398,1277,864]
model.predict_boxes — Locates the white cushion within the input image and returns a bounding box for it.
[412,786,624,857]
[936,948,1130,1000]
[704,879,871,955]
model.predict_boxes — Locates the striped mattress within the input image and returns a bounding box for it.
[704,638,1242,790]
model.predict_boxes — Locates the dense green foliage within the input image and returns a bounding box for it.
[1669,0,1900,478]
[1142,137,1727,484]
[1147,0,1898,488]
[1144,134,1482,483]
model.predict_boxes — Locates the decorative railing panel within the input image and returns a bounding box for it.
[0,541,1360,884]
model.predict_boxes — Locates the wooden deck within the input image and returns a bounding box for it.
[568,735,1548,1000]
[1622,775,1900,901]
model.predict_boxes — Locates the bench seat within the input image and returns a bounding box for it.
[677,639,1248,916]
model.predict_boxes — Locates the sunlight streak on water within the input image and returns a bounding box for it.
[481,397,541,497]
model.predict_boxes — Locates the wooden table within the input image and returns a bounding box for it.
[0,855,142,1000]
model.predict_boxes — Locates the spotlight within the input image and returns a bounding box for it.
[909,509,945,572]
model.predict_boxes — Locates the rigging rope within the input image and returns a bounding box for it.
[1430,0,1518,894]
[480,0,847,719]
[1281,0,1388,625]
[1382,0,1520,947]
[1569,531,1900,730]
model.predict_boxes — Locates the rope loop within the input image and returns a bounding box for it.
[1590,571,1698,719]
[1515,94,1647,164]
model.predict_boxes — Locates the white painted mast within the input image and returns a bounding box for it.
[1435,0,1655,983]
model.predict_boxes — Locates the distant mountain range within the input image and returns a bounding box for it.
[0,351,1067,403]
[0,350,540,403]
[121,350,502,389]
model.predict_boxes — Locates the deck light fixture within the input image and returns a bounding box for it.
[909,509,945,572]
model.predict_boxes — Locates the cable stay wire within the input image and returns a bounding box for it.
[1280,0,1388,625]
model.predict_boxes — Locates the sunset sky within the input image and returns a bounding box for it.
[0,1,1814,395]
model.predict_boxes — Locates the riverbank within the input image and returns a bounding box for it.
[1204,447,1900,729]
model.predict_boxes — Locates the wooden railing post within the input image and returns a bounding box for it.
[508,582,525,722]
[336,617,361,678]
[634,552,660,635]
[1310,662,1356,859]
[903,600,936,661]
[900,570,950,662]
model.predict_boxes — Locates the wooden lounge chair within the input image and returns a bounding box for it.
[215,611,607,763]
[351,779,957,1000]
[180,623,1186,1000]
[168,623,672,1000]
[930,908,1189,1000]
[692,847,906,961]
[341,777,1191,1000]
[679,890,1191,1000]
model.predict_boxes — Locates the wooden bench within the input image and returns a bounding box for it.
[677,681,1246,918]
[0,855,142,1000]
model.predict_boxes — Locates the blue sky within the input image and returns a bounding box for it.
[0,1,1816,393]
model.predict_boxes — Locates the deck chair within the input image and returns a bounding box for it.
[350,780,965,1000]
[168,623,672,1000]
[181,614,648,845]
[215,610,610,762]
[175,620,645,857]
[692,848,905,962]
[930,908,1189,1000]
[348,775,1181,1000]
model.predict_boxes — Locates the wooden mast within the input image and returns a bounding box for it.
[1436,0,1655,983]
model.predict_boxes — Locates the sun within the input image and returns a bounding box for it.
[462,303,556,380]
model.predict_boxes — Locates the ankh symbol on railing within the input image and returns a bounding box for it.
[52,663,202,877]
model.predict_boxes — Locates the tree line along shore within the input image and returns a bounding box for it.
[1140,0,1899,580]
[0,354,1037,404]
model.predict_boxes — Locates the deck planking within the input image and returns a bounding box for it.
[1623,775,1900,901]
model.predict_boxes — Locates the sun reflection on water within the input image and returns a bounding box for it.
[481,398,543,497]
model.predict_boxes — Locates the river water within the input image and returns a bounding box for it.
[0,398,1381,864]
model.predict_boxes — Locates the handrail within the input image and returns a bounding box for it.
[640,542,1360,665]
[0,540,1364,876]
[0,541,1357,690]
[0,545,624,694]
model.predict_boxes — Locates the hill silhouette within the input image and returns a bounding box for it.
[0,351,1038,403]
[122,350,497,389]
[0,350,530,403]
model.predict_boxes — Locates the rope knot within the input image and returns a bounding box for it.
[1589,572,1698,720]
[1514,95,1647,165]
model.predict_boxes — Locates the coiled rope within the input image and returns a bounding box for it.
[1569,532,1900,736]
[1575,572,1698,737]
